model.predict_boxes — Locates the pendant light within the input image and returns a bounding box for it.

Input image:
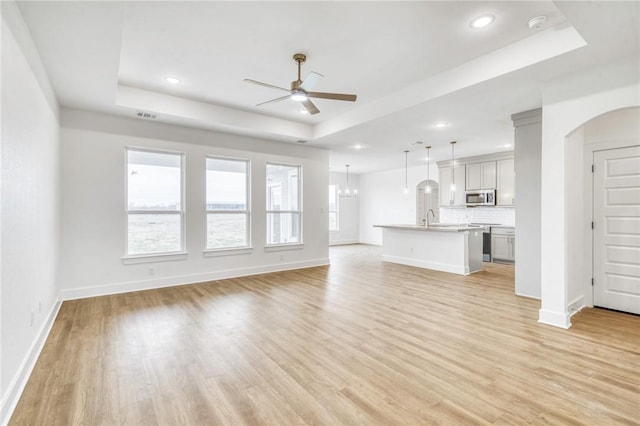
[338,164,357,197]
[425,145,432,193]
[403,150,410,195]
[450,141,457,205]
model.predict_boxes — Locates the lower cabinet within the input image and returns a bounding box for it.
[492,227,515,263]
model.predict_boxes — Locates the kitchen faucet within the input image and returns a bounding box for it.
[426,209,435,227]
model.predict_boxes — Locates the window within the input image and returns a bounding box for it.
[266,163,301,245]
[329,184,339,231]
[206,157,250,249]
[126,148,184,256]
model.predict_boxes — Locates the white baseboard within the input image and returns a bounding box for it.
[61,258,330,300]
[568,295,586,317]
[382,255,469,275]
[329,239,359,246]
[358,239,381,246]
[538,308,572,329]
[515,291,541,300]
[0,299,62,426]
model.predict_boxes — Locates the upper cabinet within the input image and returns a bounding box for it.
[438,151,514,207]
[466,161,496,190]
[439,165,466,207]
[497,158,515,206]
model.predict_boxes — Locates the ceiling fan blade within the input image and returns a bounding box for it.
[243,78,290,93]
[301,98,320,115]
[307,92,357,102]
[300,71,324,91]
[256,94,291,106]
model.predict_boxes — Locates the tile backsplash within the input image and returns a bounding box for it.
[440,207,515,226]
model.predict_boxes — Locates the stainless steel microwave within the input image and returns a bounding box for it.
[466,190,496,206]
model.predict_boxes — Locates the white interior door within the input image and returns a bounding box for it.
[593,145,640,314]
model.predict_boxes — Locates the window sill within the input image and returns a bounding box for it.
[122,252,188,265]
[264,243,304,252]
[203,247,253,257]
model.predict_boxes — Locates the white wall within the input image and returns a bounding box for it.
[359,164,438,245]
[1,2,61,421]
[329,172,359,245]
[539,57,640,328]
[512,109,542,299]
[59,110,329,298]
[564,126,586,313]
[566,107,640,313]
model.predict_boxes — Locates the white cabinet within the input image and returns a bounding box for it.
[466,161,496,190]
[439,165,466,206]
[492,227,515,263]
[497,158,515,206]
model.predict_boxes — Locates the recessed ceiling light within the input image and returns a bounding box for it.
[165,76,181,84]
[354,144,363,149]
[470,14,495,29]
[504,143,512,148]
[299,110,309,114]
[435,122,449,128]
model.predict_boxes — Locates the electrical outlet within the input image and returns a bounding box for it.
[280,255,284,261]
[38,301,42,313]
[320,207,324,213]
[148,267,155,276]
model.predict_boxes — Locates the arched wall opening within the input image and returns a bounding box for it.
[539,80,640,328]
[564,107,640,319]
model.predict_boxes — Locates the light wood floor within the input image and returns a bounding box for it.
[11,244,640,425]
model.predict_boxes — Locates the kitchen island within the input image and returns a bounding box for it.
[374,224,484,275]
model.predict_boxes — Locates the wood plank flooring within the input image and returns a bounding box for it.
[10,244,640,425]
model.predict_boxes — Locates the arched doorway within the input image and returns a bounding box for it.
[416,180,439,225]
[565,107,640,315]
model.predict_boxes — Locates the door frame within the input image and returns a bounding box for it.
[584,140,640,309]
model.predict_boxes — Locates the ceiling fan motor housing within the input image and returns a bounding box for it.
[293,53,306,63]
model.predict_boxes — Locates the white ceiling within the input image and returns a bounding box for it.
[16,1,640,174]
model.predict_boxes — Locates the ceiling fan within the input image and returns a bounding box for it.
[244,53,357,115]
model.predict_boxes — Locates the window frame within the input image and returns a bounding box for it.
[265,162,303,248]
[123,146,186,261]
[329,184,339,232]
[204,155,252,253]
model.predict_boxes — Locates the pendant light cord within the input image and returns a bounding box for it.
[426,146,431,182]
[404,150,409,189]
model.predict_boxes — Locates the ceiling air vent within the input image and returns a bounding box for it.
[296,140,308,144]
[136,111,157,120]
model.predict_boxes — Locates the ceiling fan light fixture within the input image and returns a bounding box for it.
[470,14,495,29]
[291,92,308,102]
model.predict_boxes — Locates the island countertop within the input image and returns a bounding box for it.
[375,224,484,275]
[374,224,483,232]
